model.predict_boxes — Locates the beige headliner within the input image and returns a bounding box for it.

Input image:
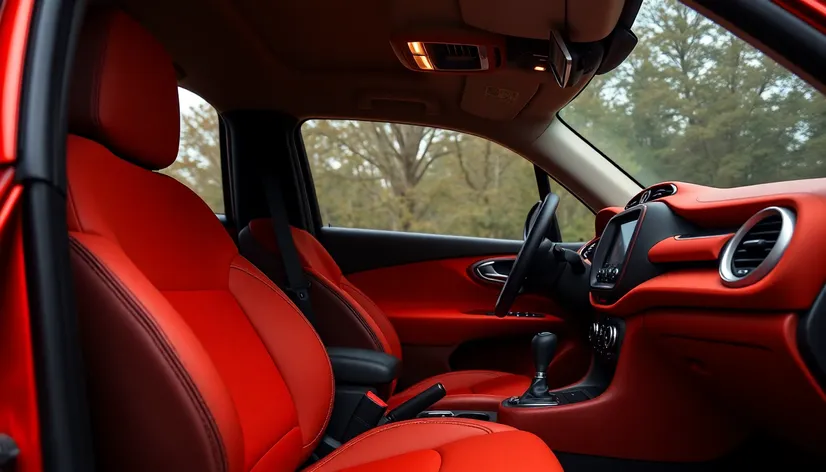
[106,0,622,138]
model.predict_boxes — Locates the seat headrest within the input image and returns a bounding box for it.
[69,10,180,170]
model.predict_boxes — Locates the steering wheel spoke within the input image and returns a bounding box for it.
[494,193,560,317]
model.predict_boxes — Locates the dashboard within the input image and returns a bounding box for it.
[577,179,826,455]
[586,180,826,314]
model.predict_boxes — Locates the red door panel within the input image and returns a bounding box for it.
[347,255,590,389]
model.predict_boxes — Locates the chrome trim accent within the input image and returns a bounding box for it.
[478,46,489,71]
[719,206,795,288]
[674,233,729,240]
[474,260,508,284]
[534,372,546,379]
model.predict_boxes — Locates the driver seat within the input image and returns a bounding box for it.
[240,220,531,409]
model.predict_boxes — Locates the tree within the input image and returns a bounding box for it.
[562,0,826,189]
[304,119,595,242]
[161,100,223,213]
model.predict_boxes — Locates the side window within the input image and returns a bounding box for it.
[160,88,224,213]
[302,120,594,241]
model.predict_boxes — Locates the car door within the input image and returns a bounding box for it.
[0,0,42,469]
[301,119,595,390]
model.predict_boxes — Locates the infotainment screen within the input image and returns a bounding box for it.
[605,220,638,265]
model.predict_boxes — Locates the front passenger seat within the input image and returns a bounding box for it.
[240,221,532,409]
[65,8,563,472]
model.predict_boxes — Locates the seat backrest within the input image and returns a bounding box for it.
[66,10,333,471]
[240,220,402,360]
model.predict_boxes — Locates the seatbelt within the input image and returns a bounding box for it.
[260,172,315,325]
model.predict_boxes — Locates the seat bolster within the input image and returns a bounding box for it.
[305,419,562,472]
[228,256,334,452]
[69,233,244,472]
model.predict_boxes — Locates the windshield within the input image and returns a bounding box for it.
[560,0,826,188]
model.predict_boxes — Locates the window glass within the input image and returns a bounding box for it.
[302,120,594,241]
[560,0,826,188]
[160,88,224,213]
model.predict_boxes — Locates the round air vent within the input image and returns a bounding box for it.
[719,207,795,288]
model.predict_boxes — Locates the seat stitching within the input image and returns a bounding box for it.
[304,419,495,471]
[229,262,334,449]
[307,272,387,354]
[70,238,227,472]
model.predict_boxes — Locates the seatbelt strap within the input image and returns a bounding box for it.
[261,172,315,325]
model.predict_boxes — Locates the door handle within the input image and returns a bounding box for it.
[472,259,514,284]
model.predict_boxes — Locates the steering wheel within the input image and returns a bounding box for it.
[494,192,560,317]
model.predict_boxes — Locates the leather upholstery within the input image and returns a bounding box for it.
[387,370,531,409]
[242,219,532,406]
[240,222,402,358]
[69,10,179,170]
[67,11,332,470]
[306,419,563,472]
[66,9,561,472]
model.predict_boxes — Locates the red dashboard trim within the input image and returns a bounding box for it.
[593,182,826,315]
[644,310,826,455]
[647,234,733,264]
[595,206,623,236]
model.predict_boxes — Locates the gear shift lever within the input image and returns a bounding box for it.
[509,332,560,406]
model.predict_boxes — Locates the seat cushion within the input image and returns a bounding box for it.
[305,419,562,472]
[388,370,531,410]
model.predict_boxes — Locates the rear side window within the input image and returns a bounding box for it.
[160,88,224,213]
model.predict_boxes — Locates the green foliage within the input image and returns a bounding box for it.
[161,96,224,213]
[561,0,826,188]
[304,119,595,242]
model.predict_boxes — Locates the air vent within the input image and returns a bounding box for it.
[648,183,677,201]
[581,239,599,262]
[719,207,795,288]
[425,43,489,71]
[625,184,676,209]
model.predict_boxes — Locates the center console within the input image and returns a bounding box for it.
[590,202,694,305]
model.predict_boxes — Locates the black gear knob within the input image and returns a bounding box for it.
[532,332,558,375]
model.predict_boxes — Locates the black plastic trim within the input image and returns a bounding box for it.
[17,0,96,471]
[319,226,524,274]
[22,183,95,472]
[798,284,826,390]
[16,0,84,190]
[327,347,400,386]
[590,202,699,305]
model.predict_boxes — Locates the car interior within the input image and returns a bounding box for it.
[3,0,826,471]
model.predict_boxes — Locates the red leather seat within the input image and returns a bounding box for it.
[65,8,562,471]
[240,222,532,409]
